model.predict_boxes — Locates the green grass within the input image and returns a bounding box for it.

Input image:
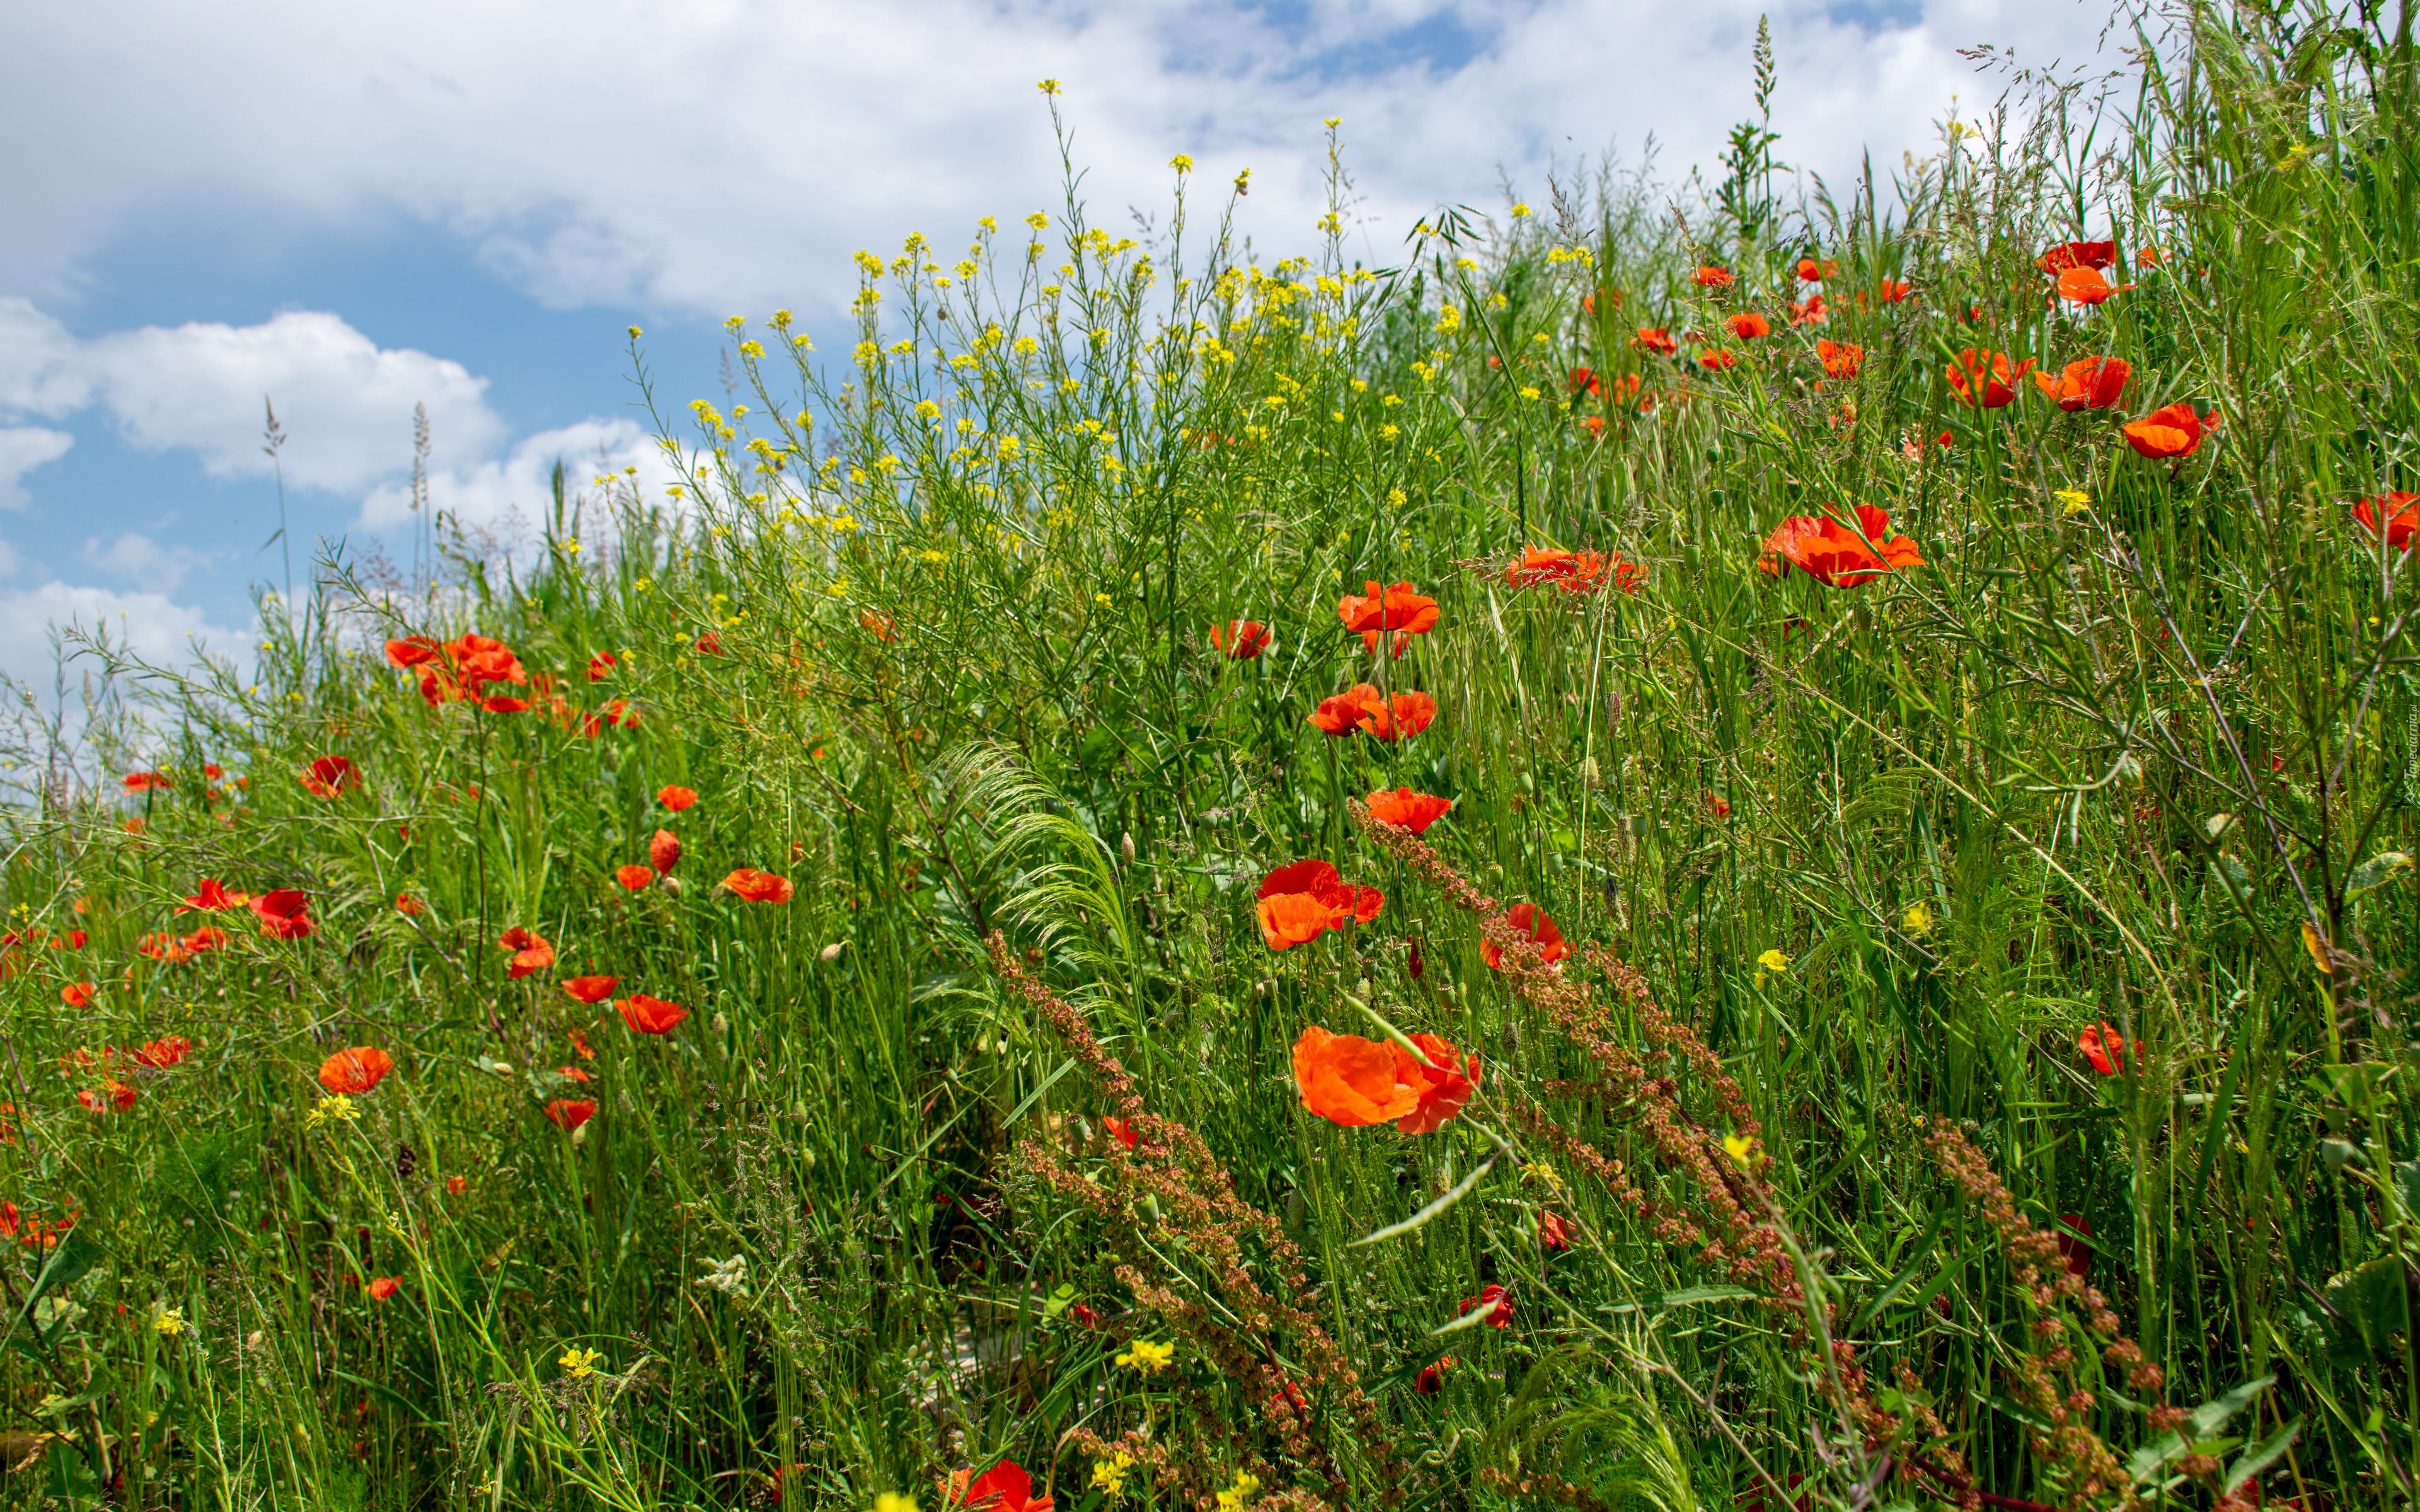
[4,4,2419,1507]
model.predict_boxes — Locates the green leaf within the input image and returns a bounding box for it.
[2225,1415,2301,1493]
[1654,1285,1757,1308]
[1350,1152,1500,1247]
[2129,1377,2271,1484]
[2324,1257,2414,1359]
[2346,850,2413,895]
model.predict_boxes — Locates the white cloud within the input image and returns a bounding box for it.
[0,426,72,510]
[84,530,200,594]
[359,416,677,537]
[0,1,2121,319]
[0,580,250,686]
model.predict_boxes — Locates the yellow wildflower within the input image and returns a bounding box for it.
[558,1347,604,1379]
[1115,1339,1175,1373]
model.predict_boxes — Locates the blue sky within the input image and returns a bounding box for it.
[0,0,2112,684]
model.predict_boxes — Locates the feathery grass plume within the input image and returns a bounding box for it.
[988,931,1407,1510]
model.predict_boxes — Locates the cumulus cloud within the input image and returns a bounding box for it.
[84,530,204,595]
[0,427,72,511]
[0,580,250,685]
[359,416,677,538]
[0,0,2121,318]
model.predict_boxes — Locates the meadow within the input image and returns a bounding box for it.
[3,3,2416,1507]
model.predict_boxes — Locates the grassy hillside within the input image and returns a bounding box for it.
[3,6,2417,1508]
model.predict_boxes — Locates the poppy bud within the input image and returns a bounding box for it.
[820,941,846,962]
[648,828,681,874]
[1407,937,1424,979]
[711,1012,730,1034]
[1121,832,1136,864]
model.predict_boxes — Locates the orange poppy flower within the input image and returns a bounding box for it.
[618,993,688,1035]
[561,975,618,1005]
[131,1036,192,1068]
[183,925,231,956]
[1308,684,1385,736]
[1726,312,1771,340]
[1360,690,1437,742]
[1538,1210,1572,1251]
[1482,902,1570,969]
[543,1097,597,1130]
[658,785,698,811]
[1788,293,1827,326]
[1211,619,1272,659]
[1567,366,1602,398]
[649,828,681,874]
[1253,859,1385,950]
[2037,239,2116,273]
[178,878,248,912]
[859,610,897,641]
[445,1176,468,1195]
[395,892,425,915]
[1796,256,1837,282]
[2352,491,2420,550]
[79,1082,137,1114]
[1759,504,1925,588]
[1816,340,1864,379]
[122,770,172,793]
[1459,1283,1513,1327]
[586,651,616,681]
[366,1276,401,1301]
[2033,355,2131,411]
[2078,1022,2140,1075]
[1693,265,1734,287]
[1414,1356,1453,1394]
[384,637,439,668]
[1100,1115,1139,1150]
[1506,546,1623,593]
[318,1046,395,1095]
[1879,278,1913,303]
[615,863,657,890]
[1335,580,1440,637]
[943,1461,1050,1512]
[301,755,360,798]
[415,633,528,707]
[1698,348,1738,371]
[60,982,93,1008]
[1365,788,1453,835]
[1257,891,1337,951]
[2055,266,2130,306]
[1633,326,1678,356]
[498,927,555,978]
[251,888,314,941]
[2123,402,2218,459]
[1291,1026,1478,1133]
[1947,348,2035,408]
[723,868,795,903]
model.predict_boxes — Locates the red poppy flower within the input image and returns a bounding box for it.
[2123,403,2218,459]
[1482,902,1570,970]
[618,994,688,1034]
[1366,788,1453,835]
[1702,791,1732,819]
[723,868,795,903]
[60,982,93,1008]
[498,927,555,978]
[615,863,657,890]
[1459,1283,1513,1327]
[1101,1116,1139,1150]
[2056,266,2129,306]
[2136,246,2163,266]
[1308,684,1385,736]
[649,828,682,875]
[857,610,898,642]
[543,1098,597,1130]
[1359,690,1436,742]
[1726,312,1771,340]
[415,634,528,707]
[62,930,86,949]
[695,631,723,655]
[1414,1356,1453,1394]
[182,925,230,955]
[568,1028,595,1062]
[1758,504,1924,587]
[1335,580,1440,637]
[1633,326,1678,356]
[1947,348,2035,408]
[1538,1210,1572,1251]
[446,1176,469,1196]
[658,785,698,812]
[300,755,360,798]
[1291,1026,1478,1133]
[601,699,638,727]
[1254,859,1385,950]
[178,878,249,912]
[366,1276,401,1301]
[384,637,439,668]
[2352,491,2420,549]
[1567,366,1603,398]
[2054,1215,2094,1279]
[1795,257,1827,282]
[79,1082,137,1114]
[945,1460,1051,1512]
[2033,355,2131,411]
[122,770,172,793]
[251,889,314,941]
[561,975,618,1005]
[1816,340,1864,379]
[1211,619,1272,659]
[1788,293,1827,326]
[586,651,616,681]
[1880,278,1913,302]
[1698,348,1738,371]
[318,1046,395,1095]
[131,1036,192,1069]
[2078,1022,2140,1075]
[1693,265,1734,287]
[2037,239,2116,273]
